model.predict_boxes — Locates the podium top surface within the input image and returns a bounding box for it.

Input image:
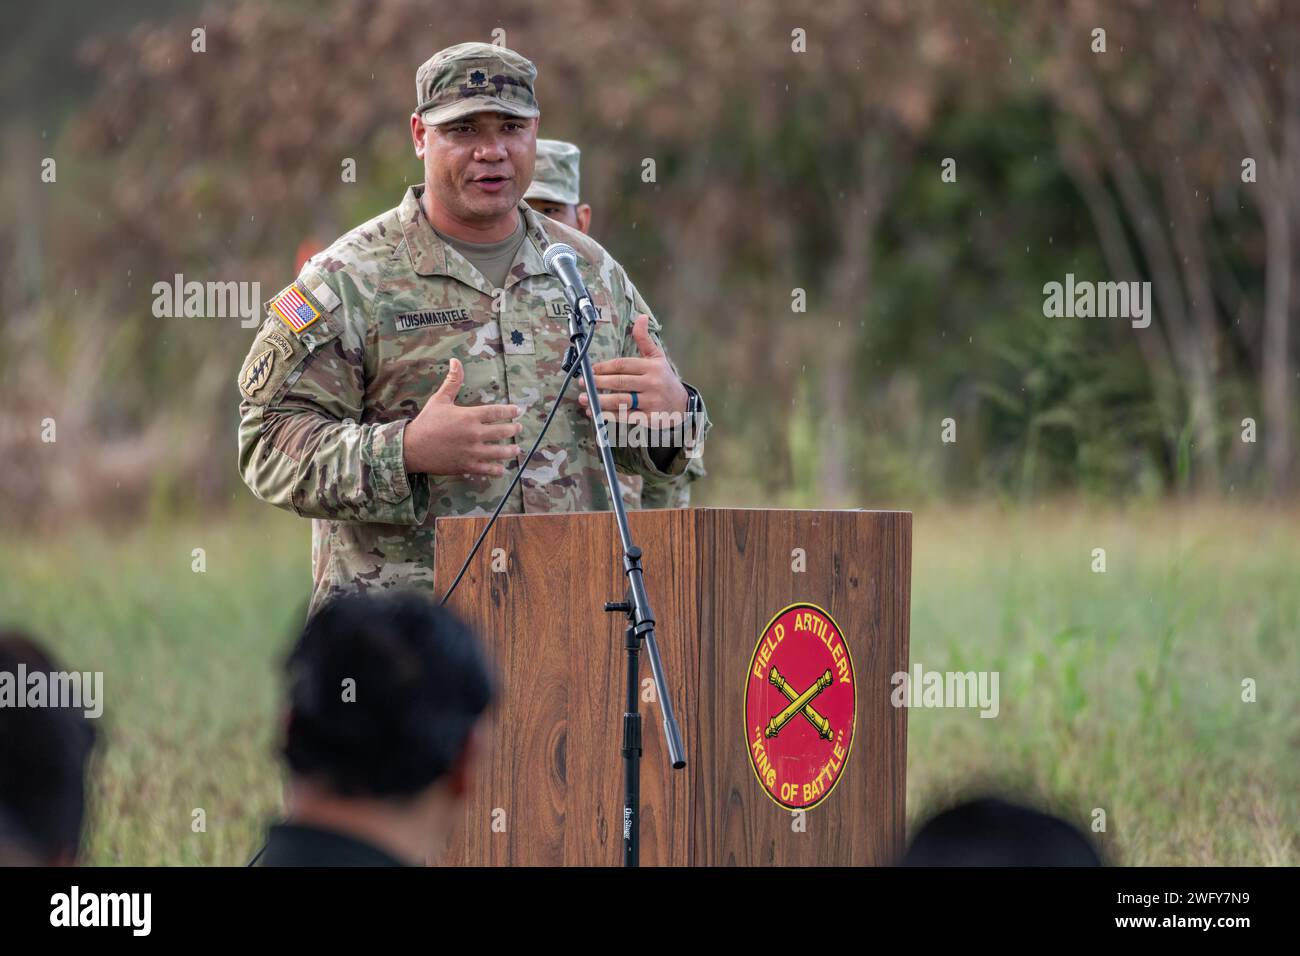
[435,506,912,524]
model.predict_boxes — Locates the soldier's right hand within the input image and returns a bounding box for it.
[402,359,523,477]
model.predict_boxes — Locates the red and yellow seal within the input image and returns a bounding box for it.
[744,603,856,810]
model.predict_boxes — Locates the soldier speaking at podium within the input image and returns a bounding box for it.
[236,42,711,613]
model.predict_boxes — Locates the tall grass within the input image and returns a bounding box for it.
[1,501,1294,865]
[908,502,1298,865]
[1,503,305,865]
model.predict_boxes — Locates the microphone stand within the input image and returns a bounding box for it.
[562,292,686,868]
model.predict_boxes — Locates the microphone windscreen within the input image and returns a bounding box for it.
[542,242,578,275]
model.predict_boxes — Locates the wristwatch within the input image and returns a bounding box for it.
[683,382,701,419]
[682,383,704,451]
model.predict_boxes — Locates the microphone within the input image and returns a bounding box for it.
[542,242,600,327]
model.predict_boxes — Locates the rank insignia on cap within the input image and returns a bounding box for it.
[466,67,489,89]
[269,282,322,334]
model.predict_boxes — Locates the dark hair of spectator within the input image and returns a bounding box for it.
[900,796,1104,866]
[0,631,98,862]
[283,592,493,799]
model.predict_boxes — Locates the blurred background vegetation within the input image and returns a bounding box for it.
[1,0,1297,524]
[0,0,1295,865]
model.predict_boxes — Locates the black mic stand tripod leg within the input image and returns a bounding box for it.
[562,302,686,869]
[605,592,643,867]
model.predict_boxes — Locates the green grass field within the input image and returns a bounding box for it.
[1,502,1295,865]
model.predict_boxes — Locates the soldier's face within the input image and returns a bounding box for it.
[415,112,537,225]
[524,200,592,235]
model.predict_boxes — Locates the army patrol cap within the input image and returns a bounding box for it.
[416,42,540,126]
[524,139,582,205]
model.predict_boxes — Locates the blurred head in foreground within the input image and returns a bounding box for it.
[0,631,98,866]
[261,592,493,867]
[900,796,1104,867]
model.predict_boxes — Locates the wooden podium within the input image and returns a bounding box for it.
[432,507,910,866]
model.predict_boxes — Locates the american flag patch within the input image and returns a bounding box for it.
[270,283,322,333]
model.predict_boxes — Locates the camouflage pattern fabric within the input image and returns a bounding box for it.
[524,139,582,205]
[637,455,706,508]
[415,42,540,126]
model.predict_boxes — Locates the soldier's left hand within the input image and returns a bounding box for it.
[579,315,689,424]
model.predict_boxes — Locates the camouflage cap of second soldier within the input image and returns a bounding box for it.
[524,139,582,205]
[415,42,540,126]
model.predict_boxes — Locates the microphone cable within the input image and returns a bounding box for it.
[437,311,599,607]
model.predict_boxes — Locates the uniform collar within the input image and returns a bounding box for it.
[400,185,556,293]
[511,201,556,290]
[257,822,408,867]
[399,185,445,277]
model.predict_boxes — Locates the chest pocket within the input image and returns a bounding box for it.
[533,287,621,369]
[373,299,504,414]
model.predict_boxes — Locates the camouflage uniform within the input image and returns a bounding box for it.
[238,44,711,613]
[524,139,707,510]
[639,448,706,509]
[238,187,710,612]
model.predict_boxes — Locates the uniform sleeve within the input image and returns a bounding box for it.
[609,272,712,483]
[673,454,707,507]
[638,477,676,509]
[236,267,430,524]
[641,454,705,509]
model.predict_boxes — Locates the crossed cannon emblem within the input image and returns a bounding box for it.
[765,665,833,740]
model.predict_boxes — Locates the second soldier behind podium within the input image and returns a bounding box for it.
[523,138,707,511]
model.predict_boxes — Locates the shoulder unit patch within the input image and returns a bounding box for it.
[240,348,276,397]
[238,313,313,405]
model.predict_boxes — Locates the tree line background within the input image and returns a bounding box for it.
[2,0,1297,528]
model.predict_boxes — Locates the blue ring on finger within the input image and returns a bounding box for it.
[630,391,639,411]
